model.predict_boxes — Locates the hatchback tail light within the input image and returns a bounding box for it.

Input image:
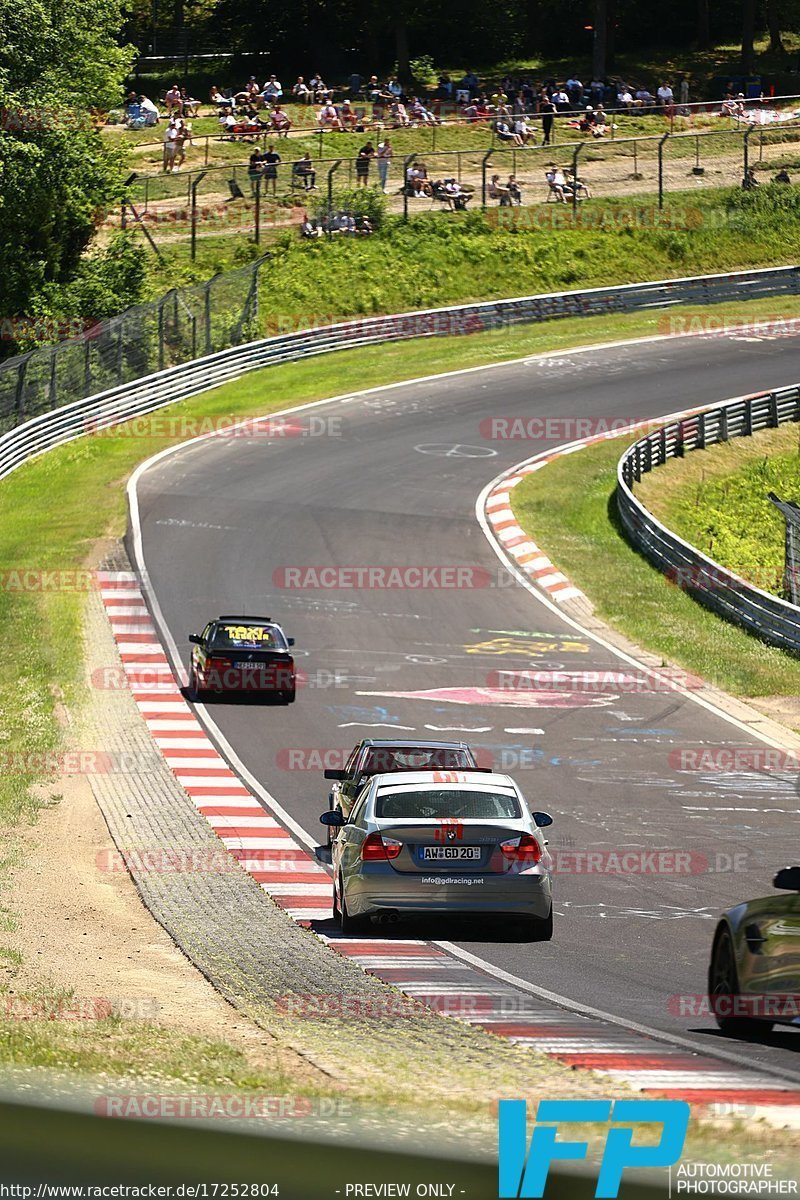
[361,833,403,861]
[500,834,542,863]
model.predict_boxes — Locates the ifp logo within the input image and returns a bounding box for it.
[499,1099,690,1198]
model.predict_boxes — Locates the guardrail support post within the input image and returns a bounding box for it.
[658,132,670,209]
[769,391,779,427]
[743,397,753,436]
[481,149,493,208]
[697,411,706,449]
[719,407,729,442]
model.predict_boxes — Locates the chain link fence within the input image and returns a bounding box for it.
[0,258,267,435]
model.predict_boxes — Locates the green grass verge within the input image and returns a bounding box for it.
[636,422,800,597]
[142,186,800,304]
[511,429,800,699]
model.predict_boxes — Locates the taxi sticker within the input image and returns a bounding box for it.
[223,625,273,642]
[431,771,471,784]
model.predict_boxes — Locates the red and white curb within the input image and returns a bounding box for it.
[98,568,800,1118]
[483,407,713,606]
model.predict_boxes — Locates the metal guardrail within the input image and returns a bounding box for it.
[2,263,800,485]
[617,383,800,654]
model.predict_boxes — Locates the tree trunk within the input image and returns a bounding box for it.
[696,0,710,48]
[741,0,756,73]
[606,0,617,68]
[394,14,410,82]
[592,0,607,79]
[767,0,784,53]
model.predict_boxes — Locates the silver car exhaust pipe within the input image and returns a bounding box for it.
[375,910,400,925]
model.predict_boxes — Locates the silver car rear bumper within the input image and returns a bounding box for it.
[345,869,552,919]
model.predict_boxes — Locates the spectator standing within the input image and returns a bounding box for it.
[262,144,281,194]
[248,147,264,193]
[678,76,690,108]
[356,140,375,186]
[162,118,180,171]
[377,137,392,191]
[540,96,555,145]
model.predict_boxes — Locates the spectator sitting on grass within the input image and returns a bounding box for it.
[309,73,327,102]
[293,151,317,189]
[513,116,535,144]
[180,88,201,117]
[408,96,437,125]
[165,84,182,116]
[301,214,321,238]
[219,110,237,136]
[656,81,674,108]
[139,94,159,126]
[125,93,145,129]
[292,77,311,103]
[210,85,234,109]
[443,178,471,210]
[491,87,509,110]
[263,75,283,101]
[635,85,654,106]
[356,214,374,235]
[616,84,634,109]
[545,167,571,202]
[269,104,292,136]
[742,166,759,189]
[406,160,429,195]
[552,86,570,110]
[390,101,410,127]
[387,76,403,100]
[775,166,792,184]
[495,117,523,145]
[507,173,523,204]
[317,101,342,130]
[339,100,359,130]
[489,173,512,205]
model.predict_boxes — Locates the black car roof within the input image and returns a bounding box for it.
[357,738,472,750]
[216,615,276,623]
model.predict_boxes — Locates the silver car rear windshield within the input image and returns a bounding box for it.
[375,788,521,821]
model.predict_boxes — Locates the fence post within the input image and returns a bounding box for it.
[697,411,706,449]
[769,390,779,427]
[49,346,58,409]
[83,338,92,396]
[14,355,30,426]
[743,397,753,437]
[254,171,262,246]
[191,170,208,261]
[657,132,669,209]
[158,296,166,371]
[402,153,416,223]
[116,322,124,384]
[743,124,755,182]
[571,142,584,217]
[204,280,213,354]
[204,136,209,167]
[481,149,493,208]
[719,407,729,442]
[326,159,343,237]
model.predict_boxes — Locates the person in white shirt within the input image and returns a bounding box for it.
[163,118,179,171]
[657,82,674,108]
[164,84,181,116]
[617,86,633,109]
[376,138,392,190]
[262,76,282,104]
[139,94,159,125]
[292,77,311,103]
[317,102,341,130]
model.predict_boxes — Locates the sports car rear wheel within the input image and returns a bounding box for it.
[188,668,206,703]
[708,926,773,1038]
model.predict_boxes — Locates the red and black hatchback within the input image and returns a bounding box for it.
[188,616,296,703]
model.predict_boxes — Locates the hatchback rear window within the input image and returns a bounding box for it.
[362,747,474,774]
[375,788,521,820]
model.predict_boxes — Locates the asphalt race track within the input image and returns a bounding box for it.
[132,329,800,1076]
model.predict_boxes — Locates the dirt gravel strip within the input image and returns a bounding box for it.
[94,552,800,1121]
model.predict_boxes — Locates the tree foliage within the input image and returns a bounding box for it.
[0,0,142,352]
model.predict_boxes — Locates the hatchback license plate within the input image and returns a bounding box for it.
[421,846,481,861]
